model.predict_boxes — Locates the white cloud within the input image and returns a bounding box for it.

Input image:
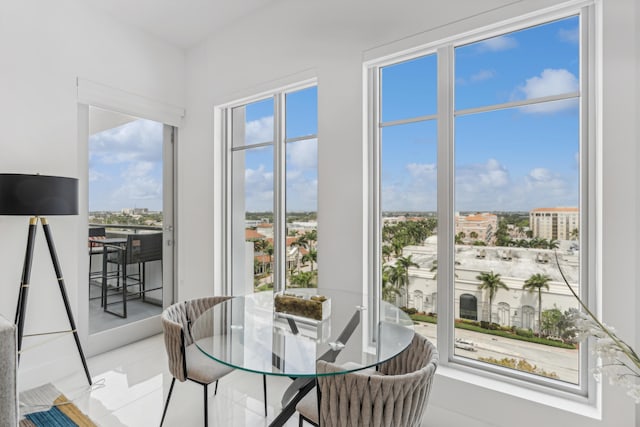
[245,116,274,145]
[476,36,518,53]
[244,164,274,212]
[470,69,496,82]
[406,162,436,179]
[524,167,570,198]
[517,68,579,113]
[122,161,154,179]
[287,139,317,170]
[455,162,575,211]
[88,169,110,182]
[90,119,163,164]
[382,162,438,211]
[454,159,511,211]
[459,159,510,189]
[558,27,579,44]
[89,119,164,210]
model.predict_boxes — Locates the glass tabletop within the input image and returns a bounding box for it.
[191,290,414,377]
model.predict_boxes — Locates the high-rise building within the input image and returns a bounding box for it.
[529,207,579,240]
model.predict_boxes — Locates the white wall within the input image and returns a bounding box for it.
[181,0,637,425]
[0,0,184,388]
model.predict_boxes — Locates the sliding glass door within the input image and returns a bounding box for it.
[86,106,174,347]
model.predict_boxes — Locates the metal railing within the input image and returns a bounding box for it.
[89,223,163,237]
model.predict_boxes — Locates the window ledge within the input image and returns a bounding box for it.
[433,365,601,421]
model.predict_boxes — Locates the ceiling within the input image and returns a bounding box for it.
[84,0,279,49]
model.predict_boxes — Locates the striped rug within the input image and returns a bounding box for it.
[19,383,96,427]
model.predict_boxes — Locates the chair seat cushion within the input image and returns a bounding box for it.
[185,341,234,384]
[296,390,319,424]
[296,366,384,424]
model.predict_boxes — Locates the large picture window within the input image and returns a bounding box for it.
[370,9,592,395]
[226,83,318,294]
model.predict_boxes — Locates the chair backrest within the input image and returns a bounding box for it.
[88,227,106,249]
[89,227,106,238]
[317,334,438,427]
[126,233,163,263]
[161,297,232,382]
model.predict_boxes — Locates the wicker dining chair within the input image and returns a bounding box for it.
[160,297,268,426]
[296,333,438,427]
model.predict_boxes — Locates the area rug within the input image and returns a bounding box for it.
[19,383,97,427]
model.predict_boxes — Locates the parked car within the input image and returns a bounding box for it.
[455,338,476,351]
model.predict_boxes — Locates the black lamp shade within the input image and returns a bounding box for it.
[0,174,78,216]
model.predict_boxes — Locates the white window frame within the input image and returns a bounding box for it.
[222,79,318,295]
[367,3,598,403]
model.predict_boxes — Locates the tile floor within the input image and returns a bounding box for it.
[50,334,301,426]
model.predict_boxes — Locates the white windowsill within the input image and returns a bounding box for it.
[433,365,601,421]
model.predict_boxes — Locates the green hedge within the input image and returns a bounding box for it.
[410,314,437,324]
[409,314,576,349]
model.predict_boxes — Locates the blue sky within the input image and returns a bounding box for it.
[382,15,580,212]
[89,119,163,212]
[89,16,579,215]
[239,87,318,213]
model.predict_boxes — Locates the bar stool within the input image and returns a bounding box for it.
[104,233,163,318]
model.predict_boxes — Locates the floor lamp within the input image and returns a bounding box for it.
[0,173,92,386]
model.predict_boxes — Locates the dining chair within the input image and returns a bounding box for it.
[160,297,268,427]
[296,333,438,427]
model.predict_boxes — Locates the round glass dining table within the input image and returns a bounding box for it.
[191,289,414,426]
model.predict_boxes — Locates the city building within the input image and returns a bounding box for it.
[530,207,579,241]
[455,212,498,244]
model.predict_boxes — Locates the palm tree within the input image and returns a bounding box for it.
[523,273,552,334]
[396,255,419,306]
[382,264,401,302]
[301,248,317,272]
[547,239,560,250]
[264,241,274,273]
[476,271,509,324]
[292,234,310,272]
[570,228,579,240]
[382,245,392,263]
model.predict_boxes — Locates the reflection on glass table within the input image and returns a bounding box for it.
[191,290,414,427]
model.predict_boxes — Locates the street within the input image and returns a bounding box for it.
[414,321,579,384]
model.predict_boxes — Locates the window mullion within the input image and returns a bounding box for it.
[436,44,454,363]
[274,93,286,293]
[369,65,382,343]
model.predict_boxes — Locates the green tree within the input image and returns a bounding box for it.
[382,245,392,263]
[289,271,315,288]
[495,219,510,246]
[476,271,509,324]
[541,307,563,336]
[396,255,419,302]
[523,273,552,334]
[382,265,401,302]
[570,228,579,240]
[301,248,317,272]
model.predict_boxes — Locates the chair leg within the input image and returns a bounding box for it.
[160,377,176,427]
[204,383,208,427]
[263,375,268,416]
